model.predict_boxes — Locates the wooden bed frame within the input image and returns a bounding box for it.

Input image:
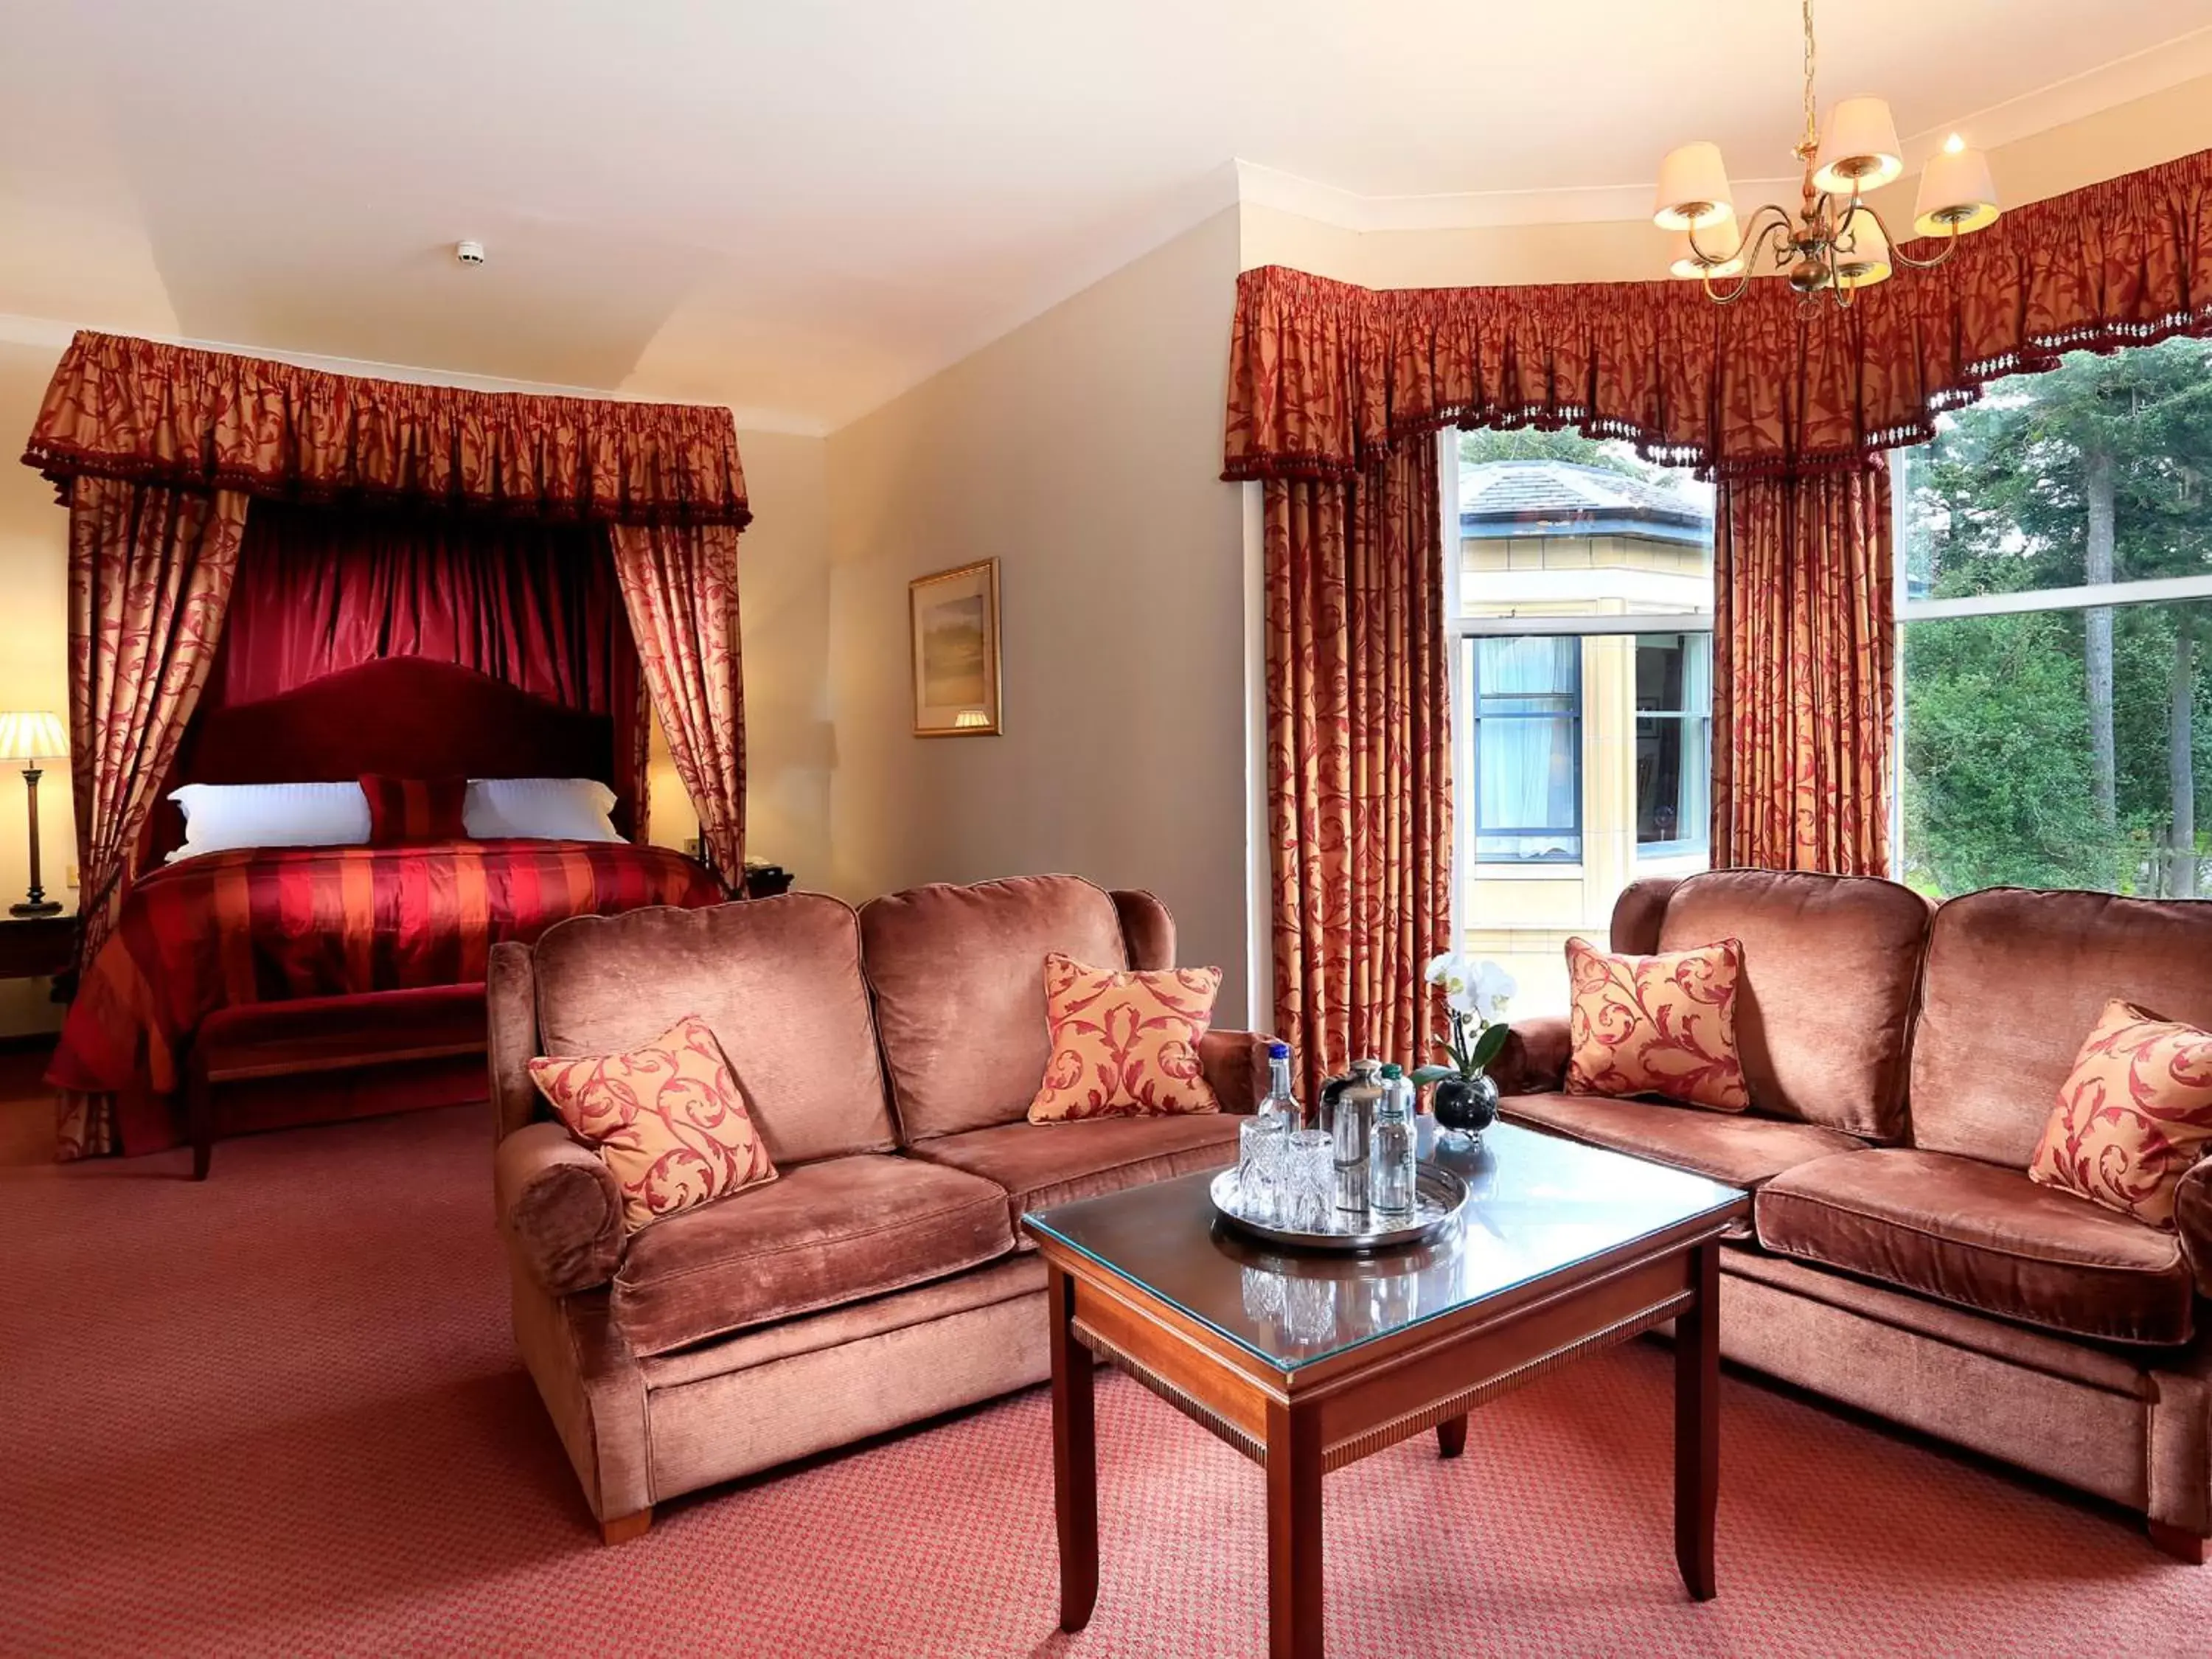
[159,657,637,1175]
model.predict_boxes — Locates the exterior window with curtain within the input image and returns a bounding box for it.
[1472,636,1580,862]
[1894,337,2212,900]
[1450,432,1715,1015]
[1635,633,1711,855]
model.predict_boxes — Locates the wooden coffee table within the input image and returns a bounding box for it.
[1022,1123,1751,1659]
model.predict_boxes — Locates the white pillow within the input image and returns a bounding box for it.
[465,777,623,844]
[167,782,372,863]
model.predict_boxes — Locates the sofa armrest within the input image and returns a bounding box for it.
[488,939,543,1144]
[1200,1028,1275,1115]
[1489,1016,1571,1096]
[497,1121,626,1295]
[2176,1161,2212,1301]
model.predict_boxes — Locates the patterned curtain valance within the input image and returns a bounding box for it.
[23,331,751,527]
[1224,146,2212,481]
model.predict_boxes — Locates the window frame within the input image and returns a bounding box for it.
[1887,445,2212,883]
[1466,633,1585,865]
[1630,630,1712,860]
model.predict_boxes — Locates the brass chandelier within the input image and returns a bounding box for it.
[1655,0,2001,306]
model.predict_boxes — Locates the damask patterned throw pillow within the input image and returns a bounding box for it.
[2028,1000,2212,1230]
[1564,936,1751,1113]
[528,1014,776,1233]
[1026,953,1225,1124]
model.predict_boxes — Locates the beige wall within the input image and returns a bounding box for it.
[0,334,832,1034]
[824,207,1253,1020]
[1242,70,2212,289]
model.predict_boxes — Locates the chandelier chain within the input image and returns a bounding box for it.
[1801,0,1819,156]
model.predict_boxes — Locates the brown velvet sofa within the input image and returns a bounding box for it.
[1491,869,2212,1561]
[486,874,1268,1543]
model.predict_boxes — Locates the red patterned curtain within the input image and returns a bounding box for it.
[1265,441,1453,1107]
[24,333,751,526]
[61,476,250,1158]
[1712,465,1895,874]
[608,522,746,884]
[1225,148,2212,481]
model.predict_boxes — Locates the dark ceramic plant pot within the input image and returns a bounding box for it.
[1430,1072,1500,1145]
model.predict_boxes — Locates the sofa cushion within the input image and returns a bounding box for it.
[1029,953,1224,1122]
[1756,1149,2196,1346]
[1913,888,2212,1169]
[1565,935,1750,1113]
[862,875,1130,1141]
[529,1013,778,1234]
[1503,1092,1866,1189]
[1649,869,1931,1142]
[611,1153,1015,1356]
[2030,999,2212,1229]
[907,1113,1243,1242]
[532,894,898,1167]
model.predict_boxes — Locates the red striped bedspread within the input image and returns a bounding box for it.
[49,839,725,1099]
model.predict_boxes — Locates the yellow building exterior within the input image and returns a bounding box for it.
[1455,462,1714,1016]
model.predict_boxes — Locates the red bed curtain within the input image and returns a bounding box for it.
[22,332,753,1159]
[204,500,648,829]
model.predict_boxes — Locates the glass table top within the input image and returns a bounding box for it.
[1023,1121,1745,1372]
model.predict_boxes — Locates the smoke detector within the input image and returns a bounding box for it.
[454,240,487,266]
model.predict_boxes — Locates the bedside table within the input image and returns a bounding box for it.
[0,914,79,1000]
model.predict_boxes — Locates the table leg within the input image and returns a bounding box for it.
[1674,1239,1719,1601]
[1265,1399,1324,1659]
[1048,1265,1099,1633]
[1435,1413,1467,1459]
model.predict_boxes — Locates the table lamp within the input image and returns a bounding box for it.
[0,712,67,917]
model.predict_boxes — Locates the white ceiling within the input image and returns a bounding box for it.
[4,1,2210,432]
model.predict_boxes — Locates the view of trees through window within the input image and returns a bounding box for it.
[1899,338,2212,900]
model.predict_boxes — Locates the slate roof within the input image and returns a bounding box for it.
[1459,460,1711,545]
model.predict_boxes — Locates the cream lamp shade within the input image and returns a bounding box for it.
[1669,214,1747,280]
[1654,142,1734,230]
[1812,96,1904,195]
[0,712,66,764]
[1832,206,1892,291]
[1916,133,2000,236]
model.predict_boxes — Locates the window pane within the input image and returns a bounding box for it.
[1901,336,2212,605]
[1477,714,1577,832]
[1902,600,2211,899]
[1453,431,1718,1020]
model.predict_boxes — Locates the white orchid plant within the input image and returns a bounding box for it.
[1411,952,1518,1086]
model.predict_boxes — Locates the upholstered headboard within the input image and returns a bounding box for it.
[153,658,627,858]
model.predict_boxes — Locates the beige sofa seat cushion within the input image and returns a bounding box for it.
[1503,1092,1866,1189]
[1757,1149,2196,1346]
[908,1114,1242,1242]
[861,874,1130,1141]
[1649,869,1932,1142]
[611,1154,1015,1356]
[1911,887,2212,1169]
[531,894,898,1167]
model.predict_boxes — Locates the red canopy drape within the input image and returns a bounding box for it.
[24,331,750,524]
[1223,147,2212,481]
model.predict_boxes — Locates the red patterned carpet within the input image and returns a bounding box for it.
[1,1104,2205,1658]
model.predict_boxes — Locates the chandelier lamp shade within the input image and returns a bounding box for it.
[0,710,68,917]
[1655,0,1999,307]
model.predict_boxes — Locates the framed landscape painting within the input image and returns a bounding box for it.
[910,559,1002,736]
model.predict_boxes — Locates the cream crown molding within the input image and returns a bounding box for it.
[1236,23,2212,234]
[0,312,828,436]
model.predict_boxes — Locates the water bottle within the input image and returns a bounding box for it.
[1261,1040,1300,1130]
[1369,1063,1418,1217]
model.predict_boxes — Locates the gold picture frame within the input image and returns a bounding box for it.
[909,559,1003,737]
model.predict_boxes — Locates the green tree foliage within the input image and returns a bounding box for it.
[1904,338,2212,897]
[1458,427,1664,482]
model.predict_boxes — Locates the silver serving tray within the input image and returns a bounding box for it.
[1209,1163,1470,1253]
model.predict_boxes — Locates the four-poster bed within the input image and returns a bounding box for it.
[20,330,756,1161]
